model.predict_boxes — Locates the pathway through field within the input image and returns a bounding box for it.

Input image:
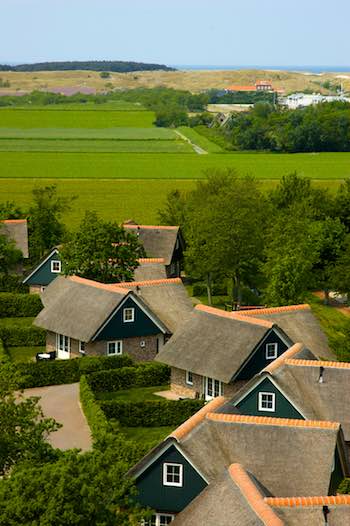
[175,130,208,154]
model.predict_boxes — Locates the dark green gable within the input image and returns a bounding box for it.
[24,250,61,286]
[329,446,345,495]
[94,296,164,340]
[135,443,207,513]
[235,329,289,381]
[236,377,304,419]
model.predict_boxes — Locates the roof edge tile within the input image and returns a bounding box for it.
[239,304,310,316]
[265,495,350,507]
[286,359,347,369]
[195,304,273,328]
[119,278,182,288]
[138,258,166,264]
[263,343,305,374]
[170,397,226,441]
[206,412,339,430]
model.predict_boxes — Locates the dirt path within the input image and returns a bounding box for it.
[175,130,208,155]
[22,383,92,451]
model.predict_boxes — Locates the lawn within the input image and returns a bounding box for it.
[0,127,176,139]
[0,317,35,328]
[307,294,349,343]
[95,385,170,402]
[0,109,155,128]
[121,426,173,445]
[8,345,44,363]
[178,126,224,153]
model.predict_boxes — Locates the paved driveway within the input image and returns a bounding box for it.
[22,383,92,451]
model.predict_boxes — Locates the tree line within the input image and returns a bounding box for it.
[0,60,175,73]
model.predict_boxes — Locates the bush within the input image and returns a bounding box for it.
[78,354,133,375]
[0,293,42,317]
[0,339,10,363]
[0,274,28,293]
[100,399,204,427]
[0,325,45,347]
[80,375,109,440]
[87,363,170,392]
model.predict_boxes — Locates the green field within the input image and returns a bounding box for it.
[0,127,176,139]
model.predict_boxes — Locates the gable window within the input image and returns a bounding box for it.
[56,334,70,353]
[107,340,122,356]
[79,341,86,355]
[205,377,223,400]
[186,371,193,385]
[258,392,275,412]
[266,342,278,360]
[123,307,135,323]
[51,260,61,273]
[163,462,183,487]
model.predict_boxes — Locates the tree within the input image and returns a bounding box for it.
[158,189,188,229]
[0,201,23,220]
[0,226,22,273]
[28,185,73,261]
[334,179,350,231]
[61,211,144,283]
[331,235,350,300]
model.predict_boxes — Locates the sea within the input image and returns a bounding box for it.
[173,65,350,74]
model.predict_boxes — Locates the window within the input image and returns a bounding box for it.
[163,463,183,487]
[56,334,70,353]
[51,260,61,273]
[258,392,275,412]
[205,377,223,400]
[79,341,86,355]
[123,307,135,323]
[266,342,278,360]
[186,371,193,385]
[107,340,122,356]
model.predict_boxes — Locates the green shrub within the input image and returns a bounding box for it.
[0,339,10,363]
[80,375,109,440]
[87,363,170,392]
[0,274,28,293]
[0,293,42,317]
[192,282,227,297]
[0,325,45,347]
[78,354,133,375]
[100,399,204,427]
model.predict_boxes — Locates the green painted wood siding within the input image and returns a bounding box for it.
[236,377,304,419]
[135,444,207,513]
[25,251,61,286]
[236,329,288,381]
[95,296,163,340]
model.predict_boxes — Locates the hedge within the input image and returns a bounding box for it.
[0,325,46,347]
[100,399,204,427]
[80,375,109,441]
[0,274,28,293]
[17,354,134,388]
[87,363,170,392]
[0,292,43,318]
[0,338,10,363]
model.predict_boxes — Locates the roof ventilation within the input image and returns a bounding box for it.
[318,366,325,384]
[322,505,330,523]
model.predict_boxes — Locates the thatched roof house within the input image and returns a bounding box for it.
[1,219,29,258]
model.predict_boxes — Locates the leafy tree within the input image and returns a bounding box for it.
[158,189,188,229]
[0,201,24,220]
[61,211,144,283]
[154,107,189,127]
[28,185,73,261]
[0,227,23,273]
[334,179,350,231]
[331,235,350,300]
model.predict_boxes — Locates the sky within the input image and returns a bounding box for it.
[1,0,349,66]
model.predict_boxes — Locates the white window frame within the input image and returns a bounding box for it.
[265,342,278,360]
[123,307,135,323]
[205,377,223,400]
[79,341,86,354]
[143,514,175,526]
[56,333,70,353]
[163,462,183,487]
[186,370,193,386]
[258,392,276,412]
[51,260,61,273]
[107,340,122,356]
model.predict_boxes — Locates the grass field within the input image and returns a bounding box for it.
[95,385,170,402]
[8,346,44,363]
[121,426,173,445]
[0,127,176,139]
[177,126,224,153]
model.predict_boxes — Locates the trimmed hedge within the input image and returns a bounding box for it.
[80,375,109,440]
[100,399,204,427]
[0,325,46,347]
[87,363,170,392]
[0,274,28,293]
[17,354,134,388]
[0,292,43,318]
[0,338,10,363]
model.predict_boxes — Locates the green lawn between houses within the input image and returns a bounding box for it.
[0,317,41,363]
[95,385,170,402]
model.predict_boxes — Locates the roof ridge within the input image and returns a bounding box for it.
[169,397,226,441]
[265,495,350,507]
[118,277,182,288]
[206,412,339,430]
[138,258,166,264]
[229,464,283,526]
[239,304,310,316]
[123,224,179,230]
[1,219,27,224]
[263,343,305,374]
[286,359,348,369]
[195,304,273,328]
[68,276,128,294]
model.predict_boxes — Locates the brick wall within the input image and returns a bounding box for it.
[171,367,247,400]
[30,285,43,294]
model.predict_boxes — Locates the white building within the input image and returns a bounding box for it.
[280,92,350,109]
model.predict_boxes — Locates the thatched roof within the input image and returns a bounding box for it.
[266,495,350,525]
[133,258,167,281]
[155,305,272,383]
[239,305,333,360]
[1,219,29,258]
[123,223,180,265]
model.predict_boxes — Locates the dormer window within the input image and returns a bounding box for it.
[258,392,275,412]
[266,342,278,360]
[123,307,135,323]
[51,260,61,273]
[163,463,183,487]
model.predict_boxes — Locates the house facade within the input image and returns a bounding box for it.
[23,248,61,293]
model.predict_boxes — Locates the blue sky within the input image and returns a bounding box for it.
[2,0,349,66]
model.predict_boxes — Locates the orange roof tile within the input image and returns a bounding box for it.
[138,258,166,264]
[226,85,257,91]
[123,224,179,230]
[206,412,339,430]
[170,397,226,441]
[286,359,349,369]
[263,343,305,374]
[1,219,27,224]
[195,304,273,328]
[68,275,128,294]
[265,495,350,507]
[240,304,310,316]
[118,277,182,288]
[229,464,284,526]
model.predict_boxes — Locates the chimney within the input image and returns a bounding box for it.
[322,505,330,524]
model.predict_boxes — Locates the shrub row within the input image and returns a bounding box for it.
[87,363,170,392]
[100,399,204,427]
[17,354,134,389]
[0,274,28,293]
[0,292,43,317]
[0,326,46,347]
[0,339,10,363]
[79,375,109,440]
